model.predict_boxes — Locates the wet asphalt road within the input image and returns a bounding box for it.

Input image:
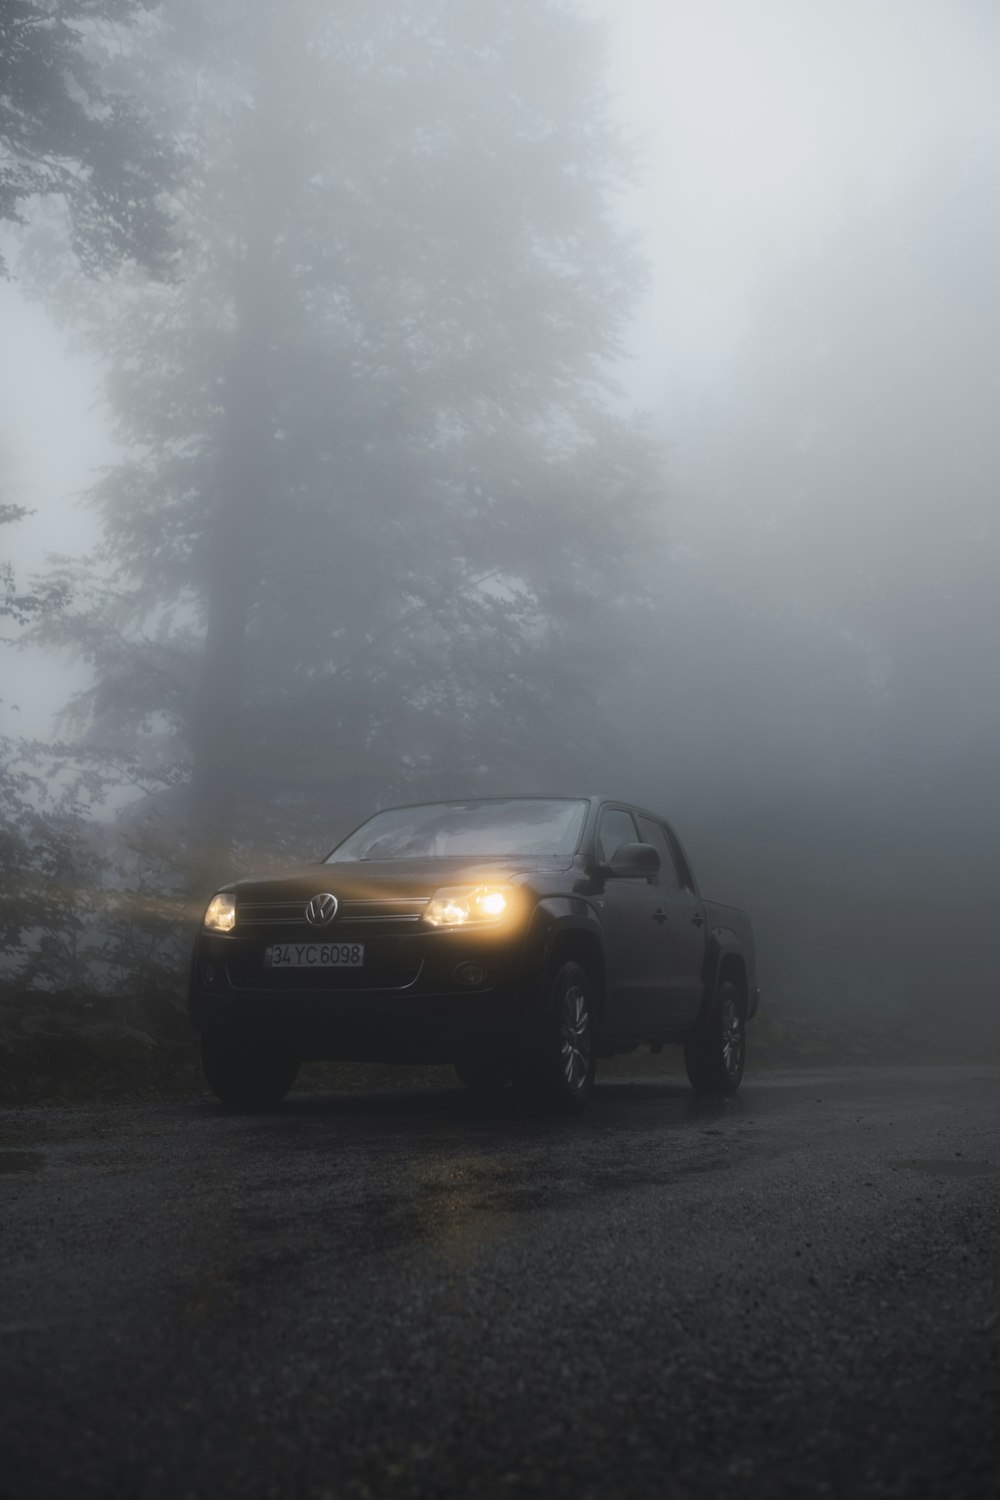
[2,1065,999,1500]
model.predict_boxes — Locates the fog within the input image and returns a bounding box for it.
[2,0,1000,1055]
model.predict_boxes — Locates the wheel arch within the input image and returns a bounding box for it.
[716,953,748,1011]
[697,938,750,1029]
[547,928,606,1015]
[524,898,607,1023]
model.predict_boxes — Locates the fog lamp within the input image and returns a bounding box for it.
[454,962,489,985]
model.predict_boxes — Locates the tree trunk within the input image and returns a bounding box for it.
[187,276,272,860]
[185,31,299,866]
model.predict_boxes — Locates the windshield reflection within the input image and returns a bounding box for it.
[325,798,588,861]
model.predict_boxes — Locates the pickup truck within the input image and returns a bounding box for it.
[189,795,758,1112]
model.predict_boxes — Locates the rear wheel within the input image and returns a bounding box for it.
[514,959,597,1113]
[684,980,746,1096]
[201,1034,299,1110]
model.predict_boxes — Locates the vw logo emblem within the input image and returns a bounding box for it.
[305,892,338,926]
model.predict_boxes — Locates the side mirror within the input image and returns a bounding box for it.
[606,842,660,878]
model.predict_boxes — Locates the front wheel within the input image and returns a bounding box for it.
[514,959,597,1113]
[201,1034,299,1110]
[684,980,746,1096]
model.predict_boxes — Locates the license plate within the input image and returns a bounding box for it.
[265,942,365,968]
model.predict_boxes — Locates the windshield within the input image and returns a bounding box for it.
[325,799,588,862]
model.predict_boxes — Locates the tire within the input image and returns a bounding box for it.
[201,1033,299,1109]
[454,1056,511,1095]
[684,980,746,1096]
[514,959,597,1114]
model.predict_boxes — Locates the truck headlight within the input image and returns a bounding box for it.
[423,886,509,928]
[203,892,237,933]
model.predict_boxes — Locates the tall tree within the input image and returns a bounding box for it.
[0,0,175,276]
[31,0,663,864]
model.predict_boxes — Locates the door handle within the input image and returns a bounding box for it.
[652,910,668,925]
[691,914,705,928]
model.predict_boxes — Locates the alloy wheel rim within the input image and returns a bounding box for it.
[560,983,591,1091]
[720,995,745,1077]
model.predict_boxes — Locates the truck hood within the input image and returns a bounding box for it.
[229,855,574,903]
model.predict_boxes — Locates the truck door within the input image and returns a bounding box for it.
[636,816,707,1031]
[596,806,669,1036]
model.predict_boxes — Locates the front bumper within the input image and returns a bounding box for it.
[188,925,534,1063]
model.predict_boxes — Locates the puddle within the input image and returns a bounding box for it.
[896,1158,995,1178]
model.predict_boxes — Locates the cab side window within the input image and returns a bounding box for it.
[636,816,680,889]
[596,808,640,865]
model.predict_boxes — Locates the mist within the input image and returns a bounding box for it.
[2,0,1000,1061]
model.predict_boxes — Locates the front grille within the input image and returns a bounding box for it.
[236,897,430,928]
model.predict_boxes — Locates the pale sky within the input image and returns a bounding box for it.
[600,0,1000,402]
[0,289,111,729]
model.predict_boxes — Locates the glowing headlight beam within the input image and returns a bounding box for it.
[203,892,237,932]
[424,886,509,927]
[475,890,507,918]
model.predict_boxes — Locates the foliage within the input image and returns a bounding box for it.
[2,502,74,629]
[0,0,175,276]
[0,728,195,1067]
